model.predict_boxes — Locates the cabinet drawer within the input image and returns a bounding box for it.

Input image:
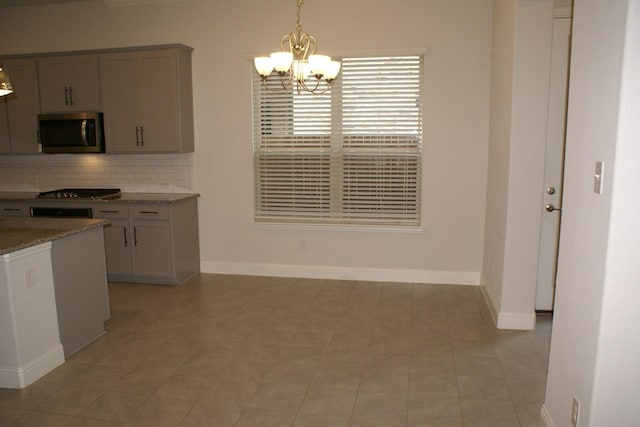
[0,203,30,217]
[92,205,129,218]
[130,205,169,220]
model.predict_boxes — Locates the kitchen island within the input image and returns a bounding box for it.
[0,218,110,389]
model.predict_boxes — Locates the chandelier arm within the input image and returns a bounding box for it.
[261,78,293,93]
[297,77,316,93]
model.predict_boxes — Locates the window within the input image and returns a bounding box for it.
[252,55,423,226]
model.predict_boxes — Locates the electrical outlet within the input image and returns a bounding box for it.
[298,240,307,251]
[571,397,580,426]
[24,268,37,289]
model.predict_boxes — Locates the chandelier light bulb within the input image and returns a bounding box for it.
[254,57,274,77]
[324,60,341,81]
[271,52,294,73]
[0,67,13,97]
[308,54,330,77]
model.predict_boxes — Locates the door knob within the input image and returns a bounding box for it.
[545,204,561,212]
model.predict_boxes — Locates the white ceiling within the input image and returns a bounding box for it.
[0,0,184,6]
[0,0,93,6]
[0,0,574,9]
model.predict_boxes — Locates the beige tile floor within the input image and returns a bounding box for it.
[0,274,552,427]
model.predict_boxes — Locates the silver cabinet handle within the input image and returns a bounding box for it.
[133,226,138,246]
[139,210,158,215]
[135,126,140,146]
[140,126,145,147]
[68,86,74,106]
[123,226,129,247]
[64,86,69,106]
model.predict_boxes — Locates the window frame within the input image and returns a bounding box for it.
[251,51,425,228]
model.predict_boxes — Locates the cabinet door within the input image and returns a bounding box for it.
[93,205,133,277]
[38,58,67,112]
[0,99,9,154]
[132,219,173,279]
[103,218,133,277]
[100,54,139,153]
[39,55,100,112]
[67,56,100,111]
[138,51,179,152]
[3,59,40,154]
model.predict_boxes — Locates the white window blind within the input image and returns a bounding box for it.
[252,55,423,226]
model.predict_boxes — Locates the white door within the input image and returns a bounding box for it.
[536,17,572,311]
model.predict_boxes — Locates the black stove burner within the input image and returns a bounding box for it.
[37,188,122,200]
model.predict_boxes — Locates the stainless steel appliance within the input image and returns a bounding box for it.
[38,112,105,154]
[31,188,121,218]
[36,188,121,200]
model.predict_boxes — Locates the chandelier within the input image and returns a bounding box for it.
[254,0,341,94]
[0,67,13,97]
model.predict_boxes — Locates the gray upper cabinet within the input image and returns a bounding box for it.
[0,45,193,156]
[38,55,100,113]
[2,59,41,154]
[100,46,194,153]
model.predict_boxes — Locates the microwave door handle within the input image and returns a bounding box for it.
[81,119,89,146]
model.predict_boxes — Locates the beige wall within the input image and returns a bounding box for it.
[482,0,515,317]
[0,0,493,283]
[482,0,555,329]
[544,0,640,424]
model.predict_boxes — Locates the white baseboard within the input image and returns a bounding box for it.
[481,280,536,330]
[497,311,537,330]
[480,283,499,325]
[200,261,480,286]
[539,404,555,427]
[0,344,65,389]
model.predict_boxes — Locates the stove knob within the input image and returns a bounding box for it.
[71,192,78,198]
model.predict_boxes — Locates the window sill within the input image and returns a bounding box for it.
[252,222,425,234]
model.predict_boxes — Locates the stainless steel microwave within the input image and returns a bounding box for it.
[38,112,105,154]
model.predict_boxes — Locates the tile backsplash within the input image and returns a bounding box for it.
[0,153,194,193]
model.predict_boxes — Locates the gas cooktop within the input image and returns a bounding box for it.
[37,188,122,200]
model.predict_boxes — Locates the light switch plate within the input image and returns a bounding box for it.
[594,161,604,194]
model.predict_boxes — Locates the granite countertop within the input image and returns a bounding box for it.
[0,217,108,256]
[0,192,199,204]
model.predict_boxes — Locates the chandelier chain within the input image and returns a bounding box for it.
[296,0,303,34]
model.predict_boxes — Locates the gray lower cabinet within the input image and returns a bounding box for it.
[0,202,30,217]
[92,205,132,277]
[92,198,199,285]
[130,205,173,279]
